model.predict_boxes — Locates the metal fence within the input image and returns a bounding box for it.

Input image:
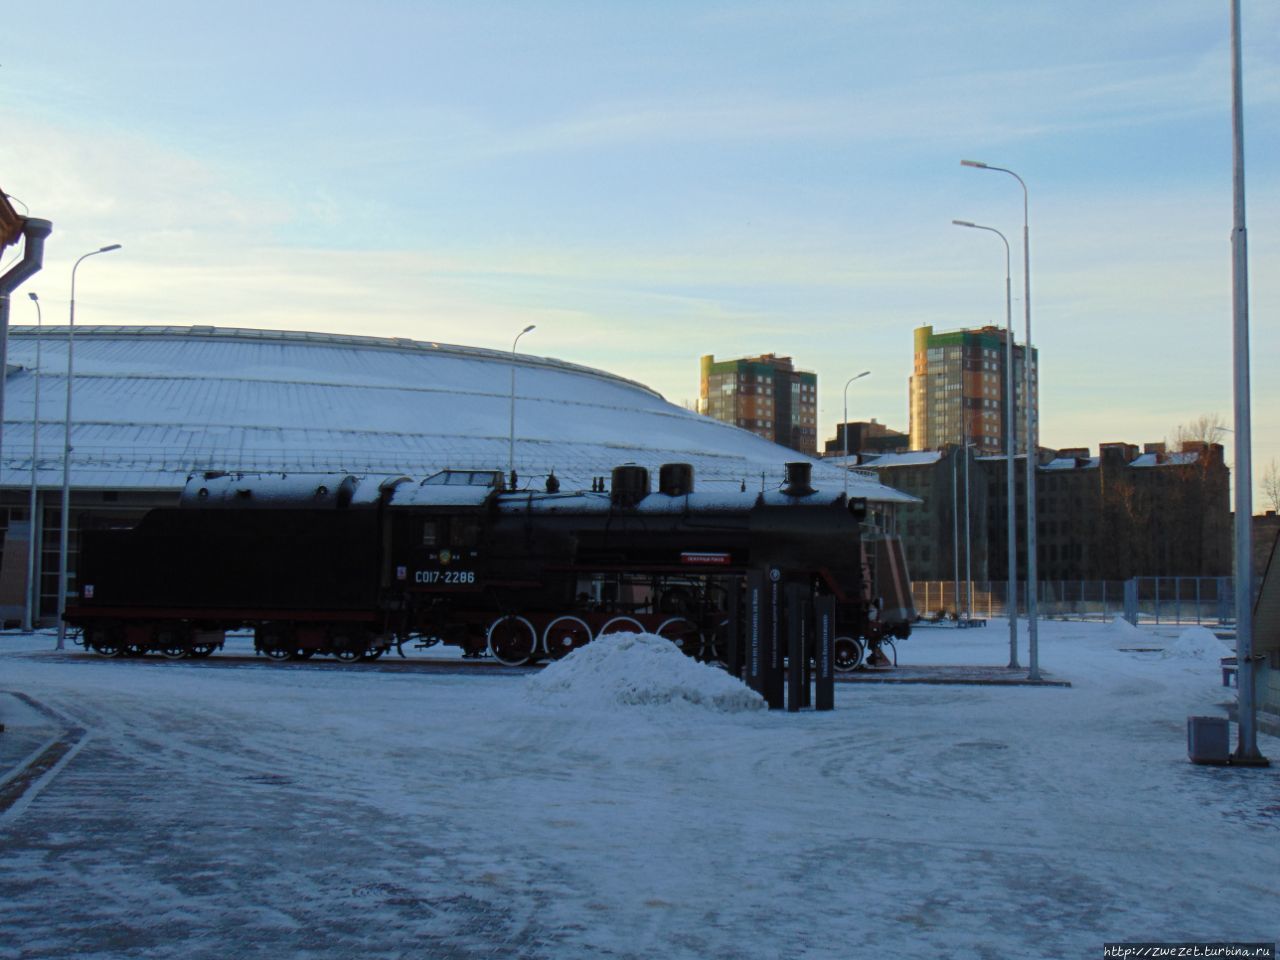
[912,577,1237,626]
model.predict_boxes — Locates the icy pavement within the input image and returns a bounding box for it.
[0,621,1276,959]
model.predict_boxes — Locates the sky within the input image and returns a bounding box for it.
[2,1,1278,503]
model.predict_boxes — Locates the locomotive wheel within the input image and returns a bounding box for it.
[541,616,592,658]
[187,643,216,658]
[256,624,295,661]
[833,636,865,673]
[328,627,372,661]
[598,616,645,637]
[486,616,537,666]
[656,617,700,657]
[88,626,125,658]
[360,647,385,661]
[289,648,315,660]
[155,624,191,659]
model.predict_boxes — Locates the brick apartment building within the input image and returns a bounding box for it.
[698,353,819,456]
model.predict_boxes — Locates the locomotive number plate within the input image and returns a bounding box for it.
[414,570,477,585]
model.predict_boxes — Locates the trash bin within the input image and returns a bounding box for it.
[1187,716,1230,765]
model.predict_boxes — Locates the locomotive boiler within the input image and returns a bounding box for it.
[66,462,913,671]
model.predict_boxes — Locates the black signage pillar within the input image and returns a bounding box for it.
[800,593,812,709]
[746,570,765,698]
[786,582,805,712]
[815,596,835,711]
[766,568,784,710]
[726,576,743,679]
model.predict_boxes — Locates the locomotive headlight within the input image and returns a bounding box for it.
[439,549,453,566]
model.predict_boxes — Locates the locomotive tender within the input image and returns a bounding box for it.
[67,461,913,671]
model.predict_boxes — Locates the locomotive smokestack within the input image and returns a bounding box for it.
[611,464,650,508]
[781,461,815,497]
[658,463,694,496]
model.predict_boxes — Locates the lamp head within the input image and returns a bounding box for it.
[952,219,976,228]
[28,292,38,302]
[960,160,988,169]
[100,243,122,253]
[522,324,536,334]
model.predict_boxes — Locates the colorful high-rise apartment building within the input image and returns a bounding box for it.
[908,324,1037,455]
[698,353,818,455]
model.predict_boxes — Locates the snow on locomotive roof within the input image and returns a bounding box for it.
[491,486,857,515]
[391,485,498,508]
[389,468,505,507]
[0,325,912,505]
[495,489,748,515]
[180,472,408,508]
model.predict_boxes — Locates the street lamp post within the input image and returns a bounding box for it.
[953,219,1018,668]
[507,324,535,489]
[963,159,1039,678]
[56,244,121,650]
[1228,0,1267,765]
[841,370,870,499]
[22,292,41,633]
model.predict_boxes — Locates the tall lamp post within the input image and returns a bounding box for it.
[22,291,42,633]
[507,324,535,489]
[56,244,121,650]
[953,219,1018,668]
[841,370,870,499]
[963,159,1039,679]
[1228,0,1267,765]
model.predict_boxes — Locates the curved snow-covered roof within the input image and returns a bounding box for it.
[0,325,912,504]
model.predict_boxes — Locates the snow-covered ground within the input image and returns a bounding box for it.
[0,620,1276,959]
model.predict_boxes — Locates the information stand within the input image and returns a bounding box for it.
[814,596,835,711]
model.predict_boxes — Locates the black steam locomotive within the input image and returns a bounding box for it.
[66,461,913,672]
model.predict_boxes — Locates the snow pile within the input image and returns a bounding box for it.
[1160,625,1232,662]
[1105,616,1144,641]
[525,632,766,713]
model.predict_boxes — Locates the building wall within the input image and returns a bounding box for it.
[1259,663,1280,735]
[0,488,173,627]
[823,420,909,457]
[985,444,1230,581]
[1253,527,1280,733]
[1254,512,1280,579]
[859,447,990,583]
[698,353,818,455]
[862,441,1231,583]
[908,324,1037,457]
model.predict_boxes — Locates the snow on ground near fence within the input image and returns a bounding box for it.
[0,620,1276,959]
[1160,625,1236,663]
